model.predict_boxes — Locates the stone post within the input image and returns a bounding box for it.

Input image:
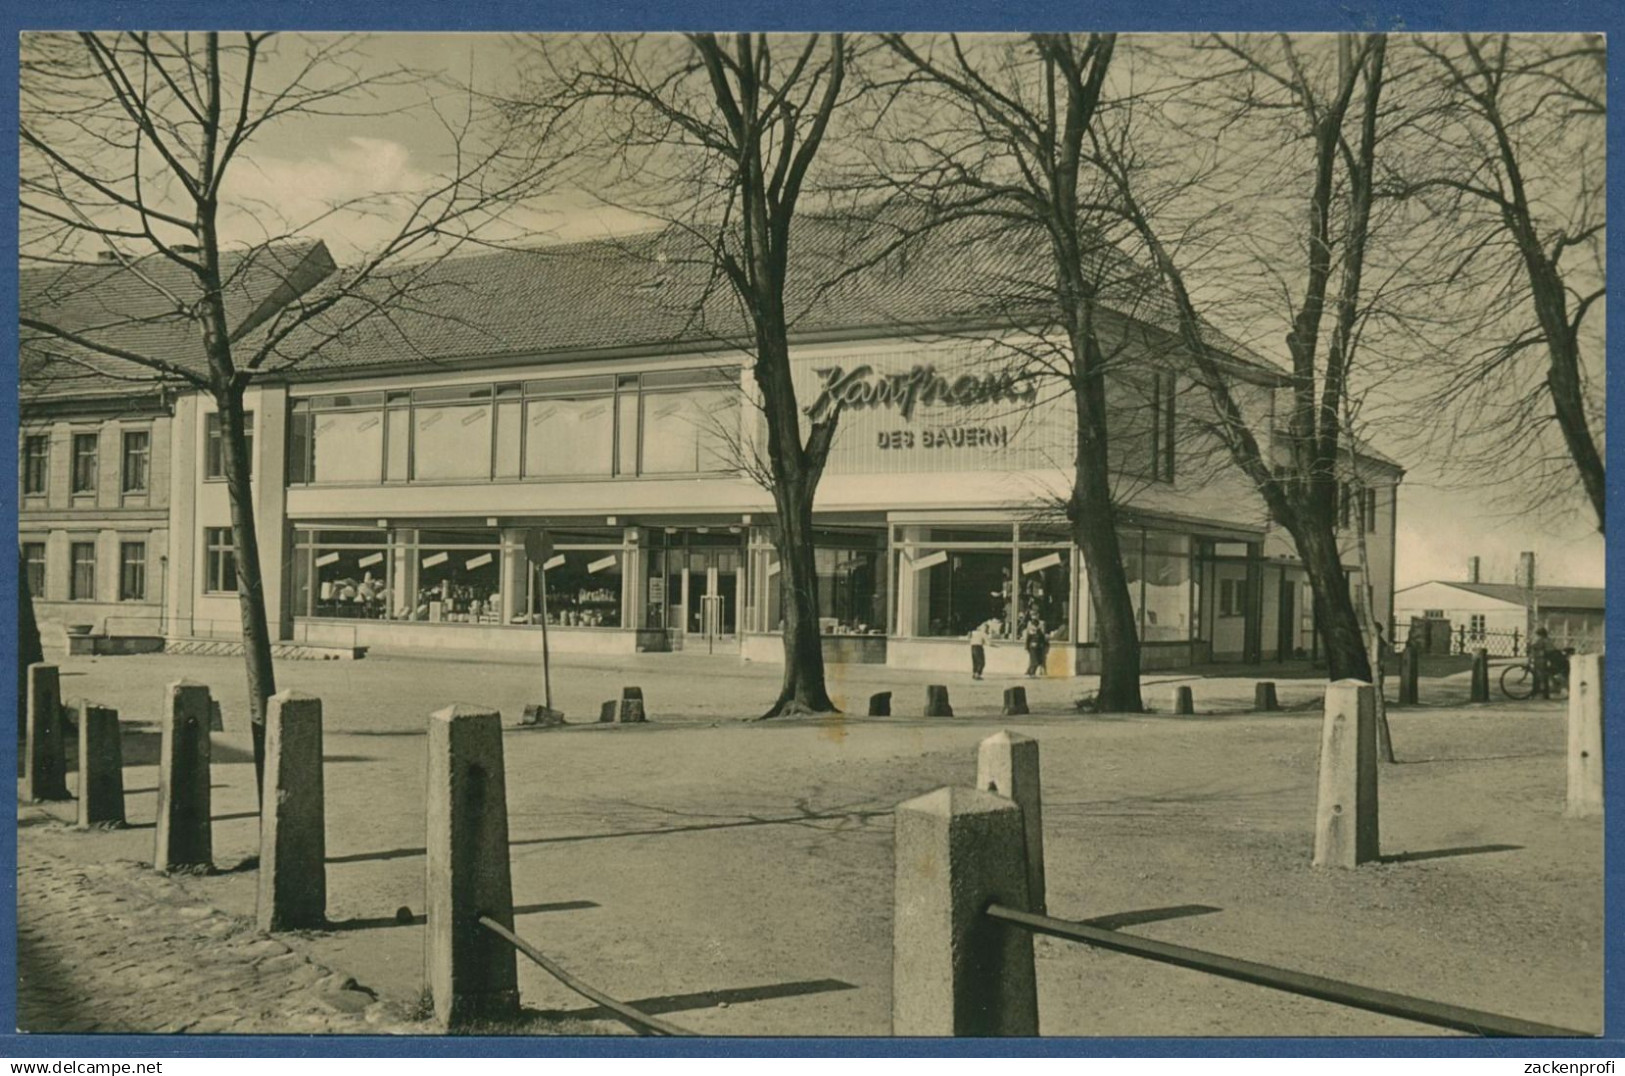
[618,686,646,724]
[1001,687,1029,716]
[75,701,125,828]
[1566,654,1604,819]
[1397,645,1420,706]
[1312,680,1380,868]
[1254,681,1279,712]
[976,731,1045,915]
[155,680,213,873]
[924,685,953,718]
[892,787,1037,1036]
[1469,649,1490,703]
[258,692,327,931]
[426,705,519,1029]
[23,663,70,802]
[1172,685,1194,716]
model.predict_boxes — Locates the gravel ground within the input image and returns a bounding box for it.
[20,643,1603,1038]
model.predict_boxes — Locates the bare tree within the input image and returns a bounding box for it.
[858,33,1158,711]
[503,34,849,717]
[20,31,563,787]
[1095,33,1391,682]
[1393,34,1605,533]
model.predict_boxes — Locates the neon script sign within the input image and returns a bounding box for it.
[805,363,1038,423]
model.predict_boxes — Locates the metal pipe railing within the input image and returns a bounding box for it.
[477,915,694,1037]
[985,904,1589,1038]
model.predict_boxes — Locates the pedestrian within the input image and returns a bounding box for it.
[1024,620,1049,678]
[967,621,989,680]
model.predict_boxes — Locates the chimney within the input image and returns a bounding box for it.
[1467,556,1480,584]
[1518,551,1537,590]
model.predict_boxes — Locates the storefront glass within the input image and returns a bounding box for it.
[529,528,624,627]
[409,529,503,623]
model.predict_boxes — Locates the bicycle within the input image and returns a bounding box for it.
[1500,651,1572,701]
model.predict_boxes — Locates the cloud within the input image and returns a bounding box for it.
[218,136,433,259]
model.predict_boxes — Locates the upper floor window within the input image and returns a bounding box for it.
[1337,483,1380,533]
[204,526,237,593]
[71,433,98,494]
[119,541,147,601]
[21,435,48,497]
[121,430,150,494]
[21,542,45,597]
[1112,369,1176,485]
[288,369,740,487]
[205,411,254,481]
[69,541,96,600]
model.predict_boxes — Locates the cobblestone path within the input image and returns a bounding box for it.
[17,808,423,1036]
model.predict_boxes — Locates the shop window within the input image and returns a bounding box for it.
[22,434,48,496]
[306,530,392,619]
[410,529,503,623]
[119,541,146,601]
[205,411,254,481]
[1141,532,1192,642]
[533,545,623,628]
[22,541,46,597]
[204,527,237,593]
[71,433,98,494]
[121,430,149,493]
[524,377,614,477]
[901,525,1067,641]
[70,541,96,600]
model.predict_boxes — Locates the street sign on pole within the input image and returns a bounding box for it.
[525,529,556,712]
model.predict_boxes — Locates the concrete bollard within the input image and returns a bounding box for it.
[1001,687,1029,716]
[75,701,125,829]
[1312,680,1380,868]
[619,687,646,724]
[892,787,1038,1036]
[258,692,327,931]
[868,691,892,717]
[598,700,617,723]
[925,685,954,718]
[1254,681,1279,712]
[1172,685,1194,716]
[426,705,519,1029]
[976,731,1045,915]
[155,680,213,873]
[1565,654,1604,819]
[521,704,564,727]
[24,663,70,802]
[1469,649,1490,703]
[1397,645,1420,707]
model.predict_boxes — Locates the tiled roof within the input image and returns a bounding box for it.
[19,240,334,403]
[250,214,1289,382]
[1426,581,1605,611]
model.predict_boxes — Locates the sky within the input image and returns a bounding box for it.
[23,31,1607,591]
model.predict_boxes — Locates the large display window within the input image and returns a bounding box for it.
[526,528,624,628]
[746,528,886,635]
[895,524,1071,641]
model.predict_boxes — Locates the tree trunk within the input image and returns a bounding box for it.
[1292,518,1371,682]
[753,325,838,719]
[216,387,278,795]
[1067,369,1144,713]
[765,474,838,717]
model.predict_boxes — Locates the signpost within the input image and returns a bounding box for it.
[524,529,557,720]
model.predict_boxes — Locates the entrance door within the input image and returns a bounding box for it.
[681,548,739,638]
[1277,570,1295,660]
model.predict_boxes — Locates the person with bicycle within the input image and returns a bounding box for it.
[1528,626,1556,698]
